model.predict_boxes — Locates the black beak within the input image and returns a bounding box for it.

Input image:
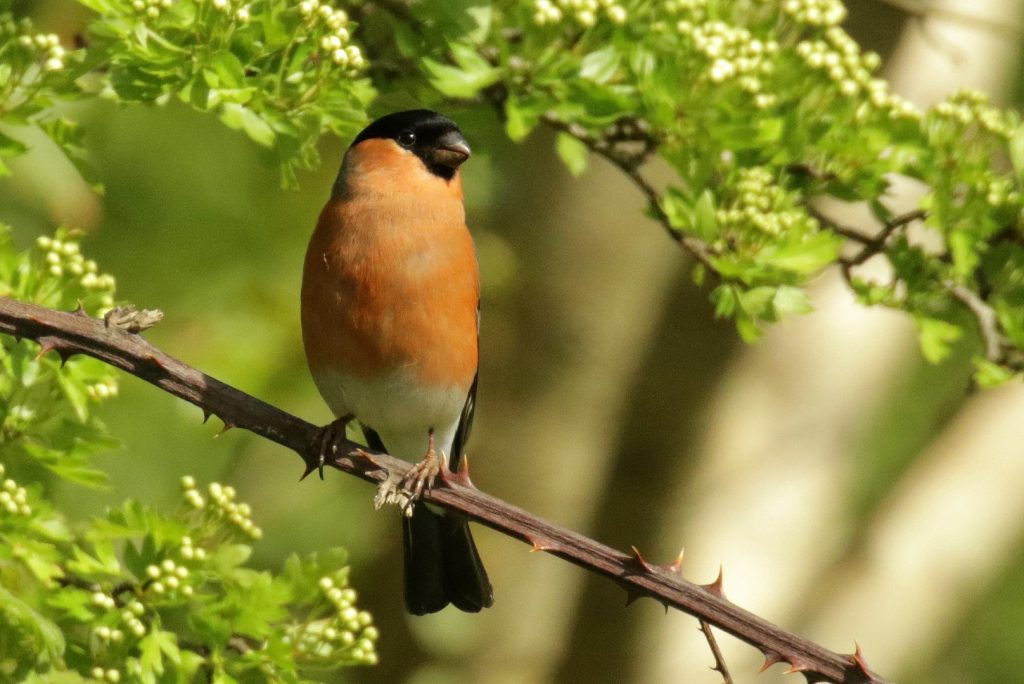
[429,131,472,169]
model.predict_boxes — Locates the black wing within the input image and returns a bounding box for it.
[449,301,479,469]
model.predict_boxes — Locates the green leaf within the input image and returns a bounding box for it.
[219,104,275,148]
[737,286,777,318]
[139,630,179,676]
[692,190,718,241]
[555,133,588,176]
[0,130,28,159]
[421,44,500,99]
[661,187,691,231]
[579,46,620,84]
[208,51,245,89]
[0,585,65,669]
[504,96,539,142]
[916,316,962,363]
[758,231,843,276]
[773,285,813,316]
[1010,124,1024,180]
[973,357,1017,388]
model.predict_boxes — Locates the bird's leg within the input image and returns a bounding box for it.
[373,429,442,516]
[303,414,353,481]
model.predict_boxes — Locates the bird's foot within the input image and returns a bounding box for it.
[373,430,442,517]
[302,415,352,481]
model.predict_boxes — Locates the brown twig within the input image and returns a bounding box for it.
[811,207,927,287]
[944,279,1006,364]
[699,619,735,684]
[539,113,718,274]
[0,296,889,684]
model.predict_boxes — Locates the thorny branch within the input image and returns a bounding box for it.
[0,296,888,684]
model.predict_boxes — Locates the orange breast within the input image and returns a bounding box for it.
[301,143,479,392]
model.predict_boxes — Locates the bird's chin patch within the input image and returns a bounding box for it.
[425,163,458,181]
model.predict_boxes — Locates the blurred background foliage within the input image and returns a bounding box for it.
[3,0,1024,682]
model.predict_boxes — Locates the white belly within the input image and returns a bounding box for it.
[312,368,466,463]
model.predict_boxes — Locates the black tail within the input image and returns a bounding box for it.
[403,505,493,615]
[362,425,493,615]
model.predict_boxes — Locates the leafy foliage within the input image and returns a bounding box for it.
[0,229,377,681]
[4,0,1024,382]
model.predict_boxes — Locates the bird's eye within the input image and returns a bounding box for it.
[397,130,417,148]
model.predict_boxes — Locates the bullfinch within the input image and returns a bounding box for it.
[301,110,493,614]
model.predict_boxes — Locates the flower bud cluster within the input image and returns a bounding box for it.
[86,379,120,402]
[14,31,65,72]
[181,474,206,509]
[144,556,194,599]
[298,0,364,69]
[131,0,173,20]
[288,575,378,664]
[0,467,31,517]
[181,476,262,539]
[90,666,121,683]
[35,234,115,297]
[532,0,628,28]
[795,28,918,120]
[981,177,1020,209]
[92,624,125,644]
[208,481,263,539]
[120,599,148,637]
[3,405,35,434]
[675,19,779,107]
[210,0,252,24]
[716,167,818,238]
[782,0,846,27]
[932,89,1015,139]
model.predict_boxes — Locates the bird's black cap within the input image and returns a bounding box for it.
[351,109,471,180]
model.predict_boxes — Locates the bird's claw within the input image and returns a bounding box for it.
[303,416,351,481]
[373,432,442,517]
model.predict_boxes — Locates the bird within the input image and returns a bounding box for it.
[300,109,493,615]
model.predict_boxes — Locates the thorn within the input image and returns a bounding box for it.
[701,565,726,598]
[35,340,56,361]
[850,641,871,677]
[630,546,656,573]
[144,353,167,370]
[661,548,684,575]
[439,453,474,488]
[526,535,555,553]
[624,588,644,606]
[202,409,211,424]
[759,652,782,673]
[455,452,475,488]
[72,300,88,317]
[299,461,318,481]
[214,420,234,437]
[35,337,75,366]
[783,657,811,675]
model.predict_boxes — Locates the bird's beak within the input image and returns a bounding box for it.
[430,132,472,169]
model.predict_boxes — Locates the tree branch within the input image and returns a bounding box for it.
[538,113,718,274]
[0,296,888,684]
